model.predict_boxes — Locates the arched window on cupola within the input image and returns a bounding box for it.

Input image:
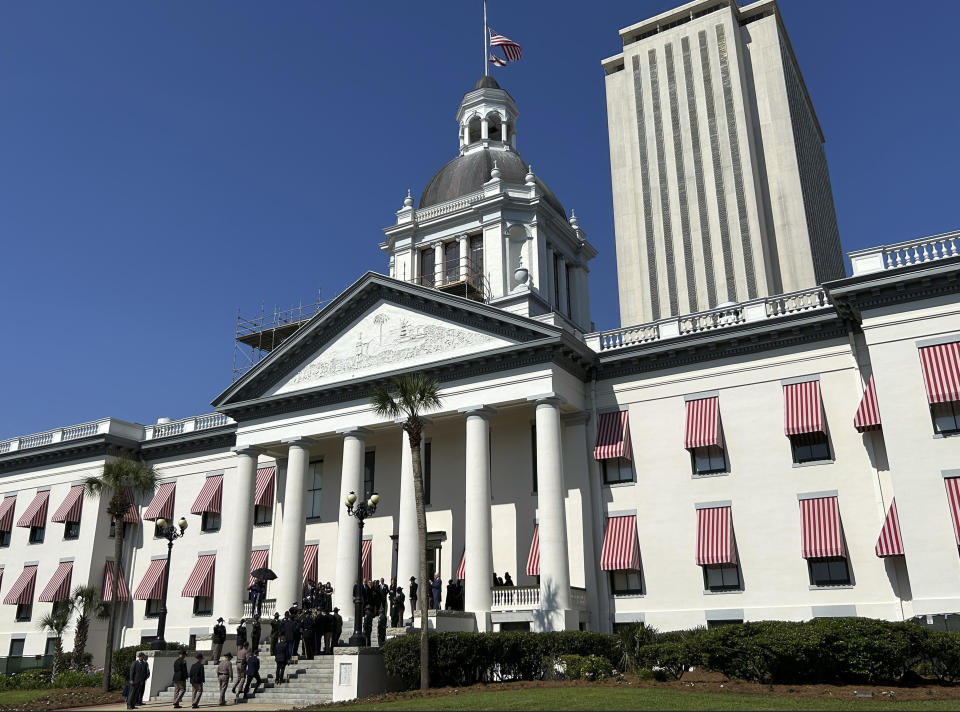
[467,115,482,144]
[486,113,503,141]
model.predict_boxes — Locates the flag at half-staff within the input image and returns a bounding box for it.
[489,28,522,63]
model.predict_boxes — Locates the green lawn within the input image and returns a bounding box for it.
[0,688,58,707]
[344,687,960,711]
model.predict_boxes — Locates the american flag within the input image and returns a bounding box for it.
[489,53,507,67]
[489,28,522,62]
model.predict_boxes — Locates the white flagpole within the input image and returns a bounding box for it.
[483,0,489,76]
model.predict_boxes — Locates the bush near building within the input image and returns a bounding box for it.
[110,641,189,686]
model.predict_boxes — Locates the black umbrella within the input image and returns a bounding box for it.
[250,567,277,580]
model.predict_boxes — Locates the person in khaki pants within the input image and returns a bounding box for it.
[171,650,188,708]
[216,652,233,705]
[189,653,205,709]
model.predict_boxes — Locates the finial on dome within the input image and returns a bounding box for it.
[524,165,536,186]
[490,161,501,180]
[569,209,579,228]
[403,189,414,208]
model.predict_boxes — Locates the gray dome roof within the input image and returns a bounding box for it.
[418,148,565,216]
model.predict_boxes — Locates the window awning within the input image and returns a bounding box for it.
[696,506,737,565]
[255,467,276,508]
[143,482,176,522]
[456,549,465,580]
[303,544,318,585]
[0,495,16,531]
[920,342,960,404]
[182,554,216,598]
[594,412,631,460]
[3,565,37,605]
[854,375,882,432]
[799,496,846,558]
[875,499,904,557]
[102,560,130,602]
[16,490,49,528]
[249,549,269,587]
[945,477,960,546]
[525,525,540,576]
[191,475,223,515]
[51,485,85,524]
[684,397,723,450]
[113,487,140,524]
[784,381,825,436]
[361,539,372,582]
[39,561,74,602]
[134,559,168,600]
[600,515,642,571]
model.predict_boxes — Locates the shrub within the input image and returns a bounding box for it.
[580,654,614,681]
[615,622,658,671]
[111,641,188,685]
[636,642,691,680]
[53,669,106,688]
[925,631,960,683]
[559,654,584,680]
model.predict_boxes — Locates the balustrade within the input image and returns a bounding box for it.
[849,230,960,275]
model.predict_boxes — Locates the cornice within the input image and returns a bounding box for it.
[826,259,960,321]
[139,426,237,461]
[0,435,140,475]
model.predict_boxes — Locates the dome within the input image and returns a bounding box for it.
[418,148,565,216]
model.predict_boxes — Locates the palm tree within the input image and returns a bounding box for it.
[85,458,157,691]
[70,584,101,669]
[38,605,71,683]
[371,373,441,691]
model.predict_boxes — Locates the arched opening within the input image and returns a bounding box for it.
[468,116,482,144]
[486,113,503,141]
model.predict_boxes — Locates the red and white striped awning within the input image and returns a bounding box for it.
[784,381,825,436]
[526,525,540,576]
[920,342,960,404]
[255,467,276,508]
[799,496,847,558]
[133,559,168,600]
[684,397,724,450]
[600,515,642,571]
[102,560,131,602]
[696,506,737,565]
[854,375,882,432]
[249,549,269,586]
[191,475,223,515]
[303,544,318,585]
[361,539,372,582]
[594,412,632,460]
[0,495,16,531]
[16,490,50,528]
[39,561,74,602]
[456,550,466,580]
[3,565,38,605]
[945,477,960,546]
[182,554,216,598]
[113,487,140,525]
[875,499,904,557]
[143,482,176,522]
[51,485,85,524]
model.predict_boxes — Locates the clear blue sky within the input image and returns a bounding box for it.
[1,0,958,439]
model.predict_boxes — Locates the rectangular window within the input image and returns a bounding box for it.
[145,598,163,618]
[193,596,213,616]
[16,604,32,622]
[469,234,484,276]
[808,557,851,587]
[932,401,960,436]
[64,521,80,540]
[691,445,728,475]
[44,638,57,656]
[0,529,11,547]
[8,639,24,657]
[707,619,743,628]
[420,248,435,287]
[423,442,432,506]
[444,241,459,283]
[790,432,831,464]
[703,564,741,592]
[29,526,45,544]
[530,423,538,493]
[602,458,634,485]
[201,512,221,532]
[109,521,125,539]
[364,451,376,500]
[307,460,323,520]
[609,570,644,595]
[254,505,272,525]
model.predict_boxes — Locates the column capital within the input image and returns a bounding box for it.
[457,406,495,419]
[394,416,432,428]
[527,392,567,407]
[335,426,371,440]
[281,437,313,449]
[232,445,263,457]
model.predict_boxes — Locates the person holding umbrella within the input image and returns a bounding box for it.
[249,567,276,618]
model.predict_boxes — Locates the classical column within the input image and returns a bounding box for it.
[460,406,493,620]
[220,447,258,620]
[434,243,444,286]
[334,428,368,617]
[531,395,571,612]
[481,116,489,140]
[502,119,509,145]
[396,429,419,602]
[275,439,310,611]
[458,234,470,281]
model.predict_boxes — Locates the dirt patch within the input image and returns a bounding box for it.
[3,687,123,711]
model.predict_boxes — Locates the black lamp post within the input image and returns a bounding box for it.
[150,516,188,650]
[344,490,379,646]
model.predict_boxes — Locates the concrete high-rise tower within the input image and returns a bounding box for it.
[603,0,844,326]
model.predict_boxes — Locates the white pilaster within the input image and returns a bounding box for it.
[460,406,494,624]
[275,439,310,611]
[334,428,369,617]
[396,429,418,602]
[458,234,469,281]
[558,255,569,317]
[220,447,258,620]
[546,245,555,308]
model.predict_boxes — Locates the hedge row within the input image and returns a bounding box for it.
[0,668,125,692]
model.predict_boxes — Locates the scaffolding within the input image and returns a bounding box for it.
[232,292,327,381]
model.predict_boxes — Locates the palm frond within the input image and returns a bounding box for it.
[374,373,441,421]
[371,386,401,420]
[71,585,100,616]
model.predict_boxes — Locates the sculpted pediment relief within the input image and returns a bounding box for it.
[269,300,516,395]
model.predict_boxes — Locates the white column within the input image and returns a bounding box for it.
[434,243,444,286]
[275,439,310,611]
[531,395,571,613]
[396,429,418,603]
[334,428,368,617]
[458,234,469,281]
[460,407,493,621]
[502,119,509,146]
[220,447,258,620]
[481,117,489,140]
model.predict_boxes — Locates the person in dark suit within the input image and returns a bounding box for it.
[431,573,442,610]
[189,653,205,709]
[445,579,455,610]
[408,576,418,613]
[333,607,343,647]
[242,650,262,697]
[274,636,289,685]
[393,588,405,627]
[171,650,188,708]
[127,652,150,709]
[236,619,248,648]
[211,617,227,663]
[282,611,296,658]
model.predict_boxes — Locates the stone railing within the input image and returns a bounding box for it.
[414,190,486,222]
[849,230,960,276]
[589,287,831,353]
[0,418,115,454]
[490,586,588,611]
[144,413,233,440]
[242,599,277,619]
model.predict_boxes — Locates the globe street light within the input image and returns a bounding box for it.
[150,516,188,650]
[344,490,379,646]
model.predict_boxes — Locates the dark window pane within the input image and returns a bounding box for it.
[424,442,432,506]
[704,564,741,591]
[932,402,960,435]
[610,569,643,595]
[0,529,10,547]
[364,451,376,499]
[201,512,220,532]
[444,241,459,282]
[692,445,727,474]
[791,432,831,463]
[469,235,484,276]
[808,556,850,586]
[420,248,435,287]
[29,526,45,544]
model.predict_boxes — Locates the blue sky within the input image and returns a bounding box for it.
[1,0,958,439]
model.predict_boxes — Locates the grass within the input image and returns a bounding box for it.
[344,687,960,711]
[0,689,60,706]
